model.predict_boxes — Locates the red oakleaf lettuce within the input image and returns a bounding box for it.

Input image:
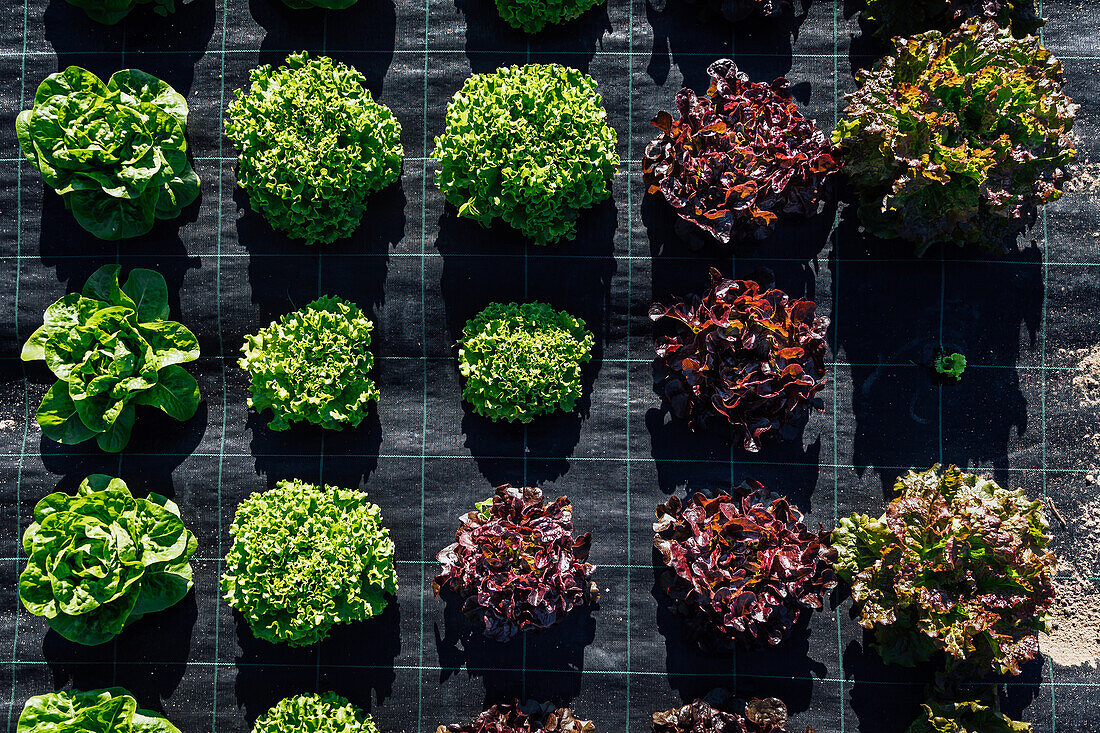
[433,485,598,642]
[653,482,837,650]
[652,695,814,733]
[437,702,594,733]
[650,268,829,451]
[832,465,1056,674]
[642,59,841,246]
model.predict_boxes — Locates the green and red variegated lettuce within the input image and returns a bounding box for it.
[650,268,828,451]
[21,265,200,453]
[832,465,1056,674]
[433,485,598,642]
[654,482,836,650]
[653,695,814,733]
[833,20,1076,254]
[643,59,841,246]
[17,67,199,239]
[437,702,595,733]
[907,691,1031,733]
[18,688,181,733]
[861,0,1042,39]
[18,475,197,646]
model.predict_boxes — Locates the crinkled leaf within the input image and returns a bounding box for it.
[437,702,594,733]
[17,688,182,733]
[225,52,402,246]
[253,692,380,733]
[433,485,598,642]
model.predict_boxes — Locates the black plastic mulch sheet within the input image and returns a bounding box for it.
[2,0,1099,730]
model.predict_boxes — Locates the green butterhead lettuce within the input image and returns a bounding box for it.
[458,302,594,423]
[21,265,201,453]
[240,296,380,431]
[253,692,381,733]
[222,480,398,646]
[225,51,403,245]
[18,688,182,733]
[434,64,619,245]
[17,67,199,239]
[18,476,197,646]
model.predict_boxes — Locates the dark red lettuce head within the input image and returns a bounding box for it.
[652,693,814,733]
[650,268,828,451]
[653,482,837,651]
[437,701,595,733]
[433,485,599,642]
[642,59,841,247]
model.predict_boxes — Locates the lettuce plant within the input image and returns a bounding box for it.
[437,702,594,733]
[17,67,199,239]
[833,20,1076,254]
[833,465,1056,674]
[650,268,828,451]
[654,482,836,650]
[254,693,380,733]
[433,485,598,642]
[226,51,403,246]
[459,302,593,423]
[861,0,1042,39]
[494,0,601,32]
[18,475,197,646]
[907,692,1030,733]
[643,59,841,246]
[653,696,812,733]
[222,479,397,646]
[240,296,379,431]
[17,688,181,733]
[21,265,200,453]
[434,64,619,245]
[61,0,177,22]
[932,351,966,383]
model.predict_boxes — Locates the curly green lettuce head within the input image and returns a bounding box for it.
[16,67,200,239]
[21,265,201,453]
[833,19,1076,255]
[225,51,404,246]
[862,0,1042,39]
[458,302,594,423]
[253,693,381,733]
[240,295,380,431]
[493,0,602,33]
[832,464,1056,675]
[434,64,619,245]
[18,688,182,733]
[222,479,398,647]
[18,475,197,646]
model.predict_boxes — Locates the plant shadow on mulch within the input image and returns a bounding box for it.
[828,204,1043,495]
[456,0,611,76]
[434,591,597,706]
[437,199,617,486]
[250,0,397,93]
[43,0,215,96]
[652,550,824,713]
[232,601,401,723]
[43,590,198,709]
[645,0,812,91]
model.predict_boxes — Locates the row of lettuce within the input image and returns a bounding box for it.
[18,15,1077,255]
[16,463,1053,733]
